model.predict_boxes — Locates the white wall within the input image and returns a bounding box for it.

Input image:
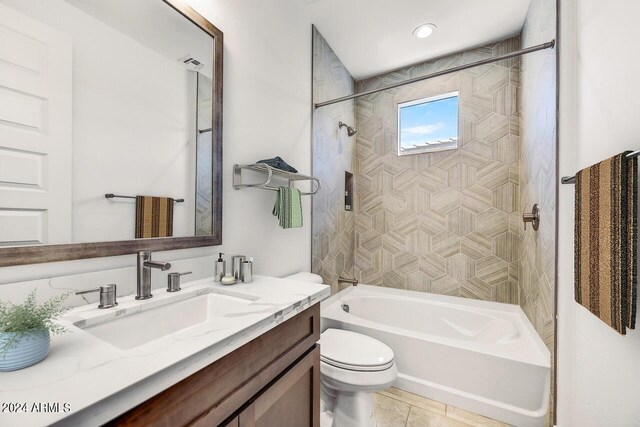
[181,0,313,278]
[557,0,640,425]
[0,0,314,287]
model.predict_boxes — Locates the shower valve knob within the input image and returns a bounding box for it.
[523,204,540,231]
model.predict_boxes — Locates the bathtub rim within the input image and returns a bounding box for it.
[321,284,550,368]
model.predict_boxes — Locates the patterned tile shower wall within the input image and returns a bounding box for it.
[354,38,521,304]
[311,28,356,293]
[520,0,556,352]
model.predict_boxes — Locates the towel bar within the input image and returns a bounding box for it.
[105,194,185,203]
[232,164,321,195]
[560,149,640,184]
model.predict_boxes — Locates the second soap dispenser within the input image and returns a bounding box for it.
[214,252,225,282]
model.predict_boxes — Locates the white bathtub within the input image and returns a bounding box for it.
[321,285,550,427]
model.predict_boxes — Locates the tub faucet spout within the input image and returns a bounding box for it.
[338,276,358,286]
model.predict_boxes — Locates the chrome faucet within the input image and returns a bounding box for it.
[136,251,172,300]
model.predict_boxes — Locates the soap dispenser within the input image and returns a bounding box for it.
[214,252,225,282]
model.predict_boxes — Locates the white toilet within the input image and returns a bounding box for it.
[319,329,397,427]
[282,272,398,427]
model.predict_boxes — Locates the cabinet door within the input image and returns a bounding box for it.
[239,346,320,427]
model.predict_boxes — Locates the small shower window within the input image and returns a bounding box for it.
[397,91,459,156]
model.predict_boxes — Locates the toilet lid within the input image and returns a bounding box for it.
[320,329,394,372]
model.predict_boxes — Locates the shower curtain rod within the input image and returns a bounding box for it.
[314,40,556,109]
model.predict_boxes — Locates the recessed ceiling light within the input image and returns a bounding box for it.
[412,23,437,39]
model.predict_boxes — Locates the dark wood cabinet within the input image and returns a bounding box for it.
[239,346,320,427]
[108,303,320,427]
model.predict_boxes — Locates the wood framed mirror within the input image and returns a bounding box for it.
[0,0,222,267]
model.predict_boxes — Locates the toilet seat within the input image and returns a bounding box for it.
[320,329,394,372]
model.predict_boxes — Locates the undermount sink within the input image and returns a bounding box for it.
[77,293,252,350]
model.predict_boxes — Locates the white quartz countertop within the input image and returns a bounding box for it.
[0,276,330,427]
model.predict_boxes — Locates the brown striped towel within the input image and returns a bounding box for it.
[574,152,637,335]
[135,196,174,238]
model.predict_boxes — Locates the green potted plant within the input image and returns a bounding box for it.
[0,290,69,371]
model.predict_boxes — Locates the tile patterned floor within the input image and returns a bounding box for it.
[374,387,510,427]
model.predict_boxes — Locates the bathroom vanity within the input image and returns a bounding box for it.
[111,304,320,427]
[0,277,329,427]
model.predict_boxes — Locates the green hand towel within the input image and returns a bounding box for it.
[272,187,303,229]
[288,187,302,228]
[272,189,281,219]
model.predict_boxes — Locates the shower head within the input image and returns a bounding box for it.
[339,121,357,137]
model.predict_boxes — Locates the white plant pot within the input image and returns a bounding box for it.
[0,330,50,371]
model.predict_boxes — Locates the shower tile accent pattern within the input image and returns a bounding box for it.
[312,28,356,292]
[354,39,521,304]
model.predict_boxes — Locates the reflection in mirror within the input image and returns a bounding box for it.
[196,74,214,236]
[0,0,216,246]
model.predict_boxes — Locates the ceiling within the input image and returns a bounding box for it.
[305,0,531,79]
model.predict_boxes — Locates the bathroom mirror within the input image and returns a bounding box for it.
[0,0,223,266]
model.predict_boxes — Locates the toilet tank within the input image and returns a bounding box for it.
[282,272,324,284]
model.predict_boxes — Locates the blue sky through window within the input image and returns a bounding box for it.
[399,94,458,151]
